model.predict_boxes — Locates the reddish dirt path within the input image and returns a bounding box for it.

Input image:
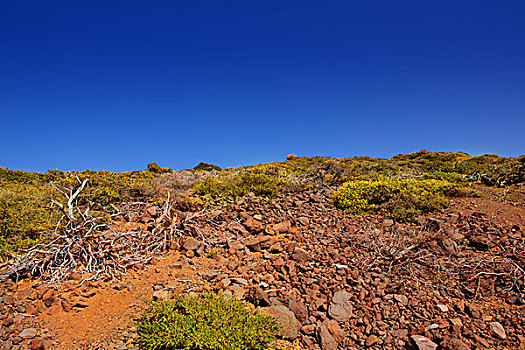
[452,196,524,228]
[39,252,207,349]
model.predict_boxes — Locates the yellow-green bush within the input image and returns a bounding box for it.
[193,162,222,172]
[332,178,461,222]
[256,151,524,187]
[137,293,278,350]
[0,168,168,260]
[422,171,467,184]
[0,181,61,261]
[454,155,524,186]
[53,170,166,209]
[147,162,174,174]
[194,167,293,200]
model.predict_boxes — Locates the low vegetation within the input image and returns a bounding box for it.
[137,293,279,350]
[0,169,60,261]
[332,178,476,222]
[1,151,523,259]
[0,167,173,261]
[193,166,295,200]
[193,162,222,172]
[147,162,174,174]
[249,150,525,187]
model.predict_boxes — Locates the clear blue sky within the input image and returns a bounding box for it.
[1,1,524,172]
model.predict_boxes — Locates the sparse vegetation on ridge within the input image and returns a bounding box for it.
[1,151,524,260]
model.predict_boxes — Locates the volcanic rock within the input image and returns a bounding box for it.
[297,217,309,226]
[394,294,408,305]
[489,321,506,339]
[243,217,264,233]
[19,328,37,339]
[366,334,380,347]
[291,248,310,262]
[245,235,274,251]
[441,337,470,350]
[272,221,291,233]
[466,304,481,319]
[288,300,308,323]
[328,290,353,321]
[260,305,301,340]
[410,335,438,350]
[152,290,169,301]
[436,304,449,312]
[247,286,270,307]
[181,236,201,251]
[316,322,337,350]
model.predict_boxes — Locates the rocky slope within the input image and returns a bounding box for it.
[0,188,524,350]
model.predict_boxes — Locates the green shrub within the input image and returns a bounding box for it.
[147,162,173,174]
[193,162,222,172]
[54,170,165,209]
[0,168,165,260]
[194,167,292,200]
[332,178,462,222]
[422,171,467,184]
[454,155,524,186]
[137,293,278,350]
[0,179,61,261]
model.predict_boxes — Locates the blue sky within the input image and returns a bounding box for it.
[1,1,524,172]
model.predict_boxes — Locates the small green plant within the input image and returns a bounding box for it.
[137,293,279,350]
[332,178,464,222]
[205,250,219,258]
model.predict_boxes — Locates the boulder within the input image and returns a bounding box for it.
[441,337,470,350]
[200,269,220,281]
[316,322,338,350]
[19,328,37,339]
[243,217,264,233]
[272,221,291,233]
[394,294,408,305]
[245,235,274,252]
[152,290,169,301]
[297,217,309,226]
[410,335,438,350]
[288,300,308,323]
[489,321,506,339]
[146,206,158,217]
[325,319,345,343]
[260,305,301,340]
[328,290,353,321]
[181,236,200,251]
[465,304,481,319]
[366,335,380,347]
[291,248,310,262]
[247,286,270,307]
